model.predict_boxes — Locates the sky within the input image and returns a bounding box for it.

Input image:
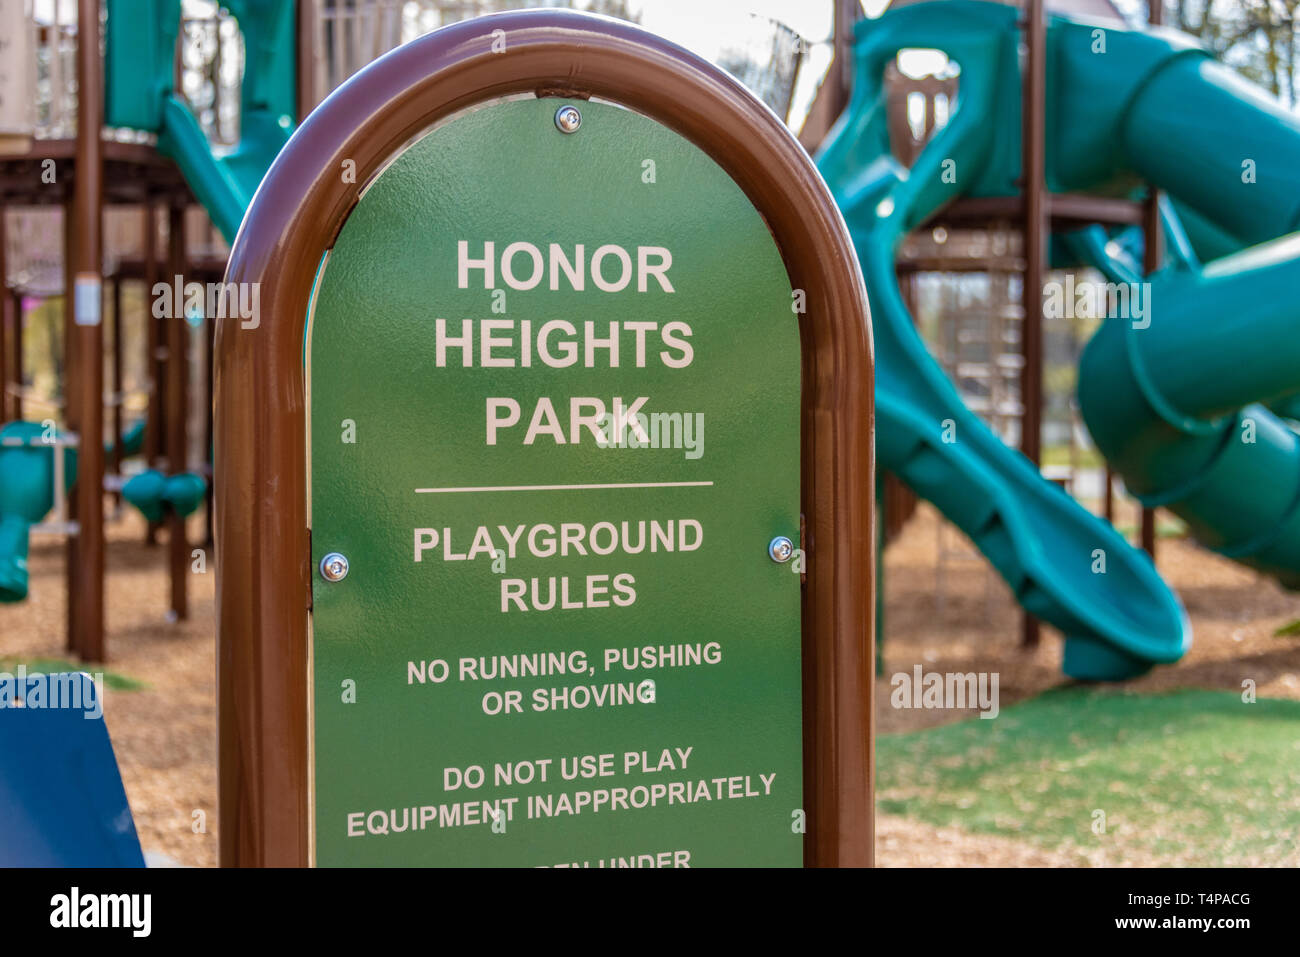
[631,0,838,125]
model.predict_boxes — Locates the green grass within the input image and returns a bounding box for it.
[0,657,145,691]
[1112,516,1187,539]
[877,687,1300,865]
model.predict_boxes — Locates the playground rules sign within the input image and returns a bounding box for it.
[306,98,804,866]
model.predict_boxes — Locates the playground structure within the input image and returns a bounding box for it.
[0,0,417,660]
[0,0,859,869]
[0,0,255,662]
[818,0,1300,679]
[0,0,1296,678]
[0,0,1290,872]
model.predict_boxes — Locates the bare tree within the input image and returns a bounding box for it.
[1158,0,1299,103]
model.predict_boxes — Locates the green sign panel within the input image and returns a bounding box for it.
[307,97,803,867]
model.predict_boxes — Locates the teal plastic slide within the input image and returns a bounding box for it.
[0,423,74,602]
[105,0,296,242]
[818,2,1300,678]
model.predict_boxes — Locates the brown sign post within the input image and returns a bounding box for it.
[215,9,874,867]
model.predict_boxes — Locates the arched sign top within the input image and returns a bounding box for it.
[216,9,873,868]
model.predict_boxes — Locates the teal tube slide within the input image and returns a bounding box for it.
[0,417,203,602]
[1051,18,1300,588]
[1040,6,1300,589]
[0,422,75,602]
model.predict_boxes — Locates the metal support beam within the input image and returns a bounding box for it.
[833,0,857,117]
[10,288,21,420]
[143,202,162,544]
[110,276,123,501]
[1140,1,1164,558]
[62,201,80,655]
[926,194,1147,230]
[297,0,319,119]
[166,202,189,621]
[0,206,8,424]
[1020,0,1047,649]
[204,315,215,548]
[69,0,106,662]
[1140,187,1163,557]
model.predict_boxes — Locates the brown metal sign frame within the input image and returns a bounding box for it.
[215,9,875,868]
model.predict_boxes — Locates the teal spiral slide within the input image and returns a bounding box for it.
[819,2,1300,679]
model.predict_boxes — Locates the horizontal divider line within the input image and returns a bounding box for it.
[414,481,715,494]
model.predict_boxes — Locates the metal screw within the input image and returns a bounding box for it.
[554,105,582,134]
[320,552,349,582]
[768,536,794,563]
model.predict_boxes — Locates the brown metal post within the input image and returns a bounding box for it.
[800,0,860,150]
[143,202,161,465]
[110,276,123,497]
[167,201,189,620]
[1104,464,1115,521]
[0,207,8,424]
[204,314,214,547]
[1140,501,1156,553]
[143,202,162,544]
[296,0,319,119]
[1139,185,1163,557]
[11,289,22,421]
[215,11,874,868]
[1140,0,1163,558]
[831,0,858,119]
[70,0,106,662]
[62,205,81,654]
[1019,0,1047,648]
